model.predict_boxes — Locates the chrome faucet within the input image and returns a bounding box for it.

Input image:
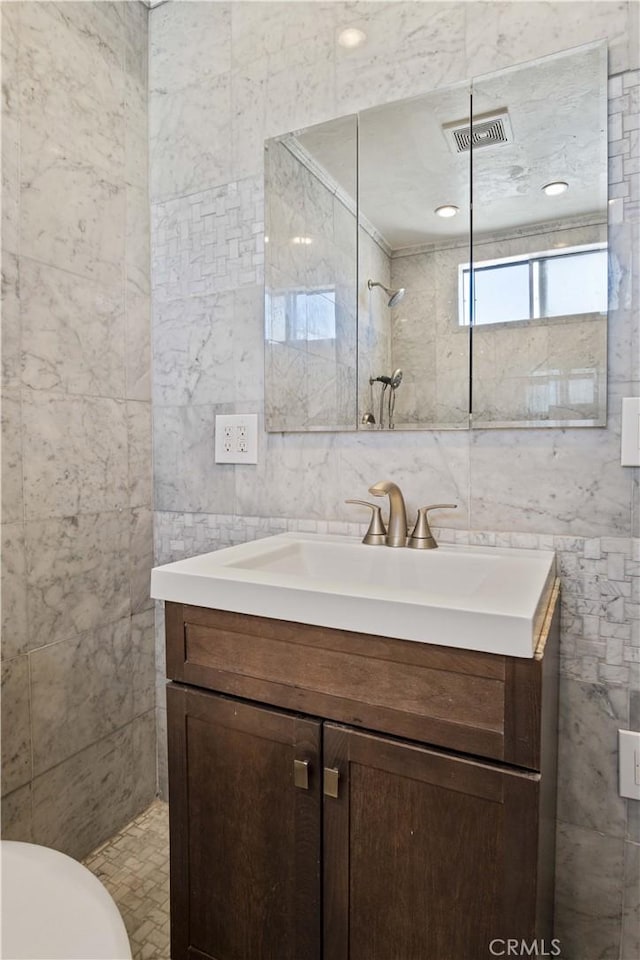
[368,480,408,547]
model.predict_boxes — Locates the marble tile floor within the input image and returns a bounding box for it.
[83,799,170,960]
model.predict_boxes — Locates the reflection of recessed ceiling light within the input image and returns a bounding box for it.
[291,236,313,245]
[435,204,459,218]
[264,235,270,243]
[542,181,569,196]
[338,27,367,48]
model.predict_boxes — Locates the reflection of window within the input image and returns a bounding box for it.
[526,368,598,417]
[459,243,607,326]
[266,289,336,342]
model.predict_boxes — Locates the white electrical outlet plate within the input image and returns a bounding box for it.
[215,414,258,464]
[621,397,640,466]
[619,729,640,800]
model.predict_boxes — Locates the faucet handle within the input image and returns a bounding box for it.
[408,504,457,550]
[345,499,387,546]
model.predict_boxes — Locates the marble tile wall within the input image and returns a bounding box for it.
[1,1,155,857]
[149,3,639,958]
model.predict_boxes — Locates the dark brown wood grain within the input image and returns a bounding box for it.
[165,585,560,959]
[167,685,321,960]
[174,606,514,762]
[323,724,540,960]
[166,602,186,681]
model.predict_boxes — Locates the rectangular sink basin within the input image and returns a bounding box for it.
[151,533,556,658]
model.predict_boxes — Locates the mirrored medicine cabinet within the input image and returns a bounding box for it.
[264,41,608,432]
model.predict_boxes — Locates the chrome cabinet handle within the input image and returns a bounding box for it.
[345,499,387,545]
[408,503,457,550]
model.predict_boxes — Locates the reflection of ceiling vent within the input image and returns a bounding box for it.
[443,110,513,154]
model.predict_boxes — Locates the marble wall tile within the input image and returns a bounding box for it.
[1,253,20,388]
[151,0,231,93]
[18,0,125,180]
[609,221,640,383]
[622,840,640,959]
[230,1,336,68]
[233,285,265,405]
[127,401,153,509]
[557,679,629,838]
[25,511,130,650]
[30,618,133,777]
[131,708,157,815]
[154,602,167,717]
[124,0,148,190]
[153,292,236,406]
[464,1,630,79]
[1,523,28,661]
[2,0,153,863]
[335,2,467,114]
[156,705,168,802]
[124,97,148,193]
[20,258,125,398]
[1,2,20,257]
[1,111,19,256]
[20,153,125,287]
[1,388,22,524]
[126,184,151,298]
[32,718,144,861]
[0,783,32,842]
[337,429,470,528]
[230,56,269,181]
[468,410,632,538]
[130,507,153,615]
[151,178,264,304]
[235,430,342,520]
[265,42,336,141]
[1,656,32,796]
[555,821,624,960]
[22,392,128,520]
[150,72,232,201]
[132,608,156,718]
[125,285,151,401]
[153,404,237,514]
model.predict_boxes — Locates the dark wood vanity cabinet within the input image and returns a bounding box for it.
[165,585,560,960]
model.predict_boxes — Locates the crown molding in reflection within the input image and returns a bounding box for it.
[281,135,392,259]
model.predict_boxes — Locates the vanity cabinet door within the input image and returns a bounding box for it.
[167,684,322,960]
[323,724,541,960]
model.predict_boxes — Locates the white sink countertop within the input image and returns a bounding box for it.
[150,533,556,658]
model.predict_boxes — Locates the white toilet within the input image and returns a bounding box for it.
[1,841,132,960]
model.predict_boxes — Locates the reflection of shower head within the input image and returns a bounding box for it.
[367,279,406,307]
[371,369,403,388]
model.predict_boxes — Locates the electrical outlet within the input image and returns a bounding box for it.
[215,414,258,464]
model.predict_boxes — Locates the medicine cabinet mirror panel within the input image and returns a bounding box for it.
[263,42,607,432]
[470,42,608,427]
[264,116,359,432]
[357,83,471,430]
